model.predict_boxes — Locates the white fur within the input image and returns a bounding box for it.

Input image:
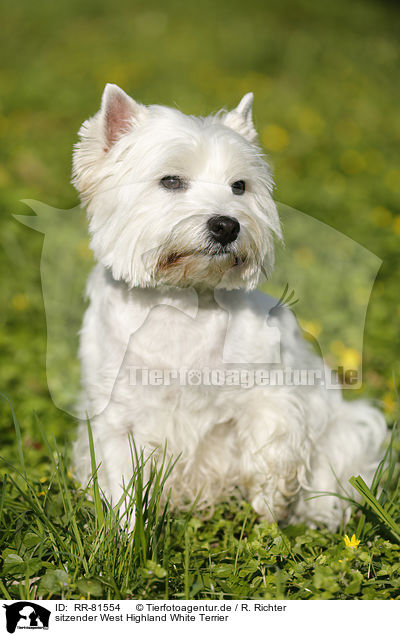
[72,84,386,530]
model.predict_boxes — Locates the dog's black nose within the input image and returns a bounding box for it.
[207,215,240,246]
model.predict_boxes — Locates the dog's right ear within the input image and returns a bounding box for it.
[100,83,147,150]
[72,84,147,202]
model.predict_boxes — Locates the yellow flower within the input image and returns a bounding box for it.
[371,205,392,227]
[340,347,361,370]
[12,293,29,312]
[261,124,289,152]
[392,215,400,235]
[330,340,345,356]
[383,392,397,415]
[329,341,361,370]
[344,534,361,549]
[299,319,322,339]
[77,240,93,261]
[294,247,315,267]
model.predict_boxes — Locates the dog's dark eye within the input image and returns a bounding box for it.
[231,180,246,195]
[160,176,186,191]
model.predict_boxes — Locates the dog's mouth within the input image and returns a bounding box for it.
[154,245,255,288]
[158,248,246,270]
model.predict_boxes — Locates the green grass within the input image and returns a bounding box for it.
[0,406,399,600]
[1,0,400,600]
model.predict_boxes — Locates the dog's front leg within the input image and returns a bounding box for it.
[74,413,154,524]
[236,390,310,523]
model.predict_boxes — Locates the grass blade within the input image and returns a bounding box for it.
[86,416,105,529]
[0,393,26,477]
[349,475,400,543]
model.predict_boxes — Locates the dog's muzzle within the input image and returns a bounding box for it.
[207,215,240,246]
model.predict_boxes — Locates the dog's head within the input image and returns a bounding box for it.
[72,84,282,290]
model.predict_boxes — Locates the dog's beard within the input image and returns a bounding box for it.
[154,244,259,289]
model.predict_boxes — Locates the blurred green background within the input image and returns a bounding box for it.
[0,0,399,458]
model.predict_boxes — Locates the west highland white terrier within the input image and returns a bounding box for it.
[72,84,386,530]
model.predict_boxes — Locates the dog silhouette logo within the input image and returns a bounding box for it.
[3,602,50,633]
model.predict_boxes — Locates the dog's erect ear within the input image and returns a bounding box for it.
[101,83,147,150]
[72,84,148,201]
[222,93,258,143]
[235,93,254,121]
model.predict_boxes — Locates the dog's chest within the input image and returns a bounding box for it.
[99,280,230,370]
[82,268,287,432]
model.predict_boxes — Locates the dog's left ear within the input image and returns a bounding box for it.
[223,93,258,143]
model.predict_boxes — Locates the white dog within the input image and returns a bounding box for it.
[72,84,386,530]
